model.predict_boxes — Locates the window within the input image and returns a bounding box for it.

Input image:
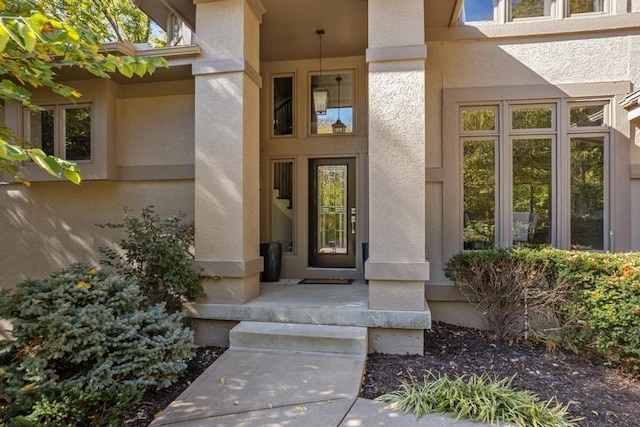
[510,0,553,19]
[24,104,92,161]
[273,75,294,136]
[310,71,354,135]
[568,0,604,15]
[272,160,294,253]
[463,0,495,22]
[461,100,609,251]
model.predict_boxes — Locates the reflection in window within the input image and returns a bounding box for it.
[512,138,552,246]
[26,108,55,155]
[569,103,606,128]
[273,76,293,136]
[463,139,496,249]
[272,161,294,252]
[511,105,553,130]
[511,0,552,19]
[463,0,494,22]
[64,107,91,161]
[571,137,604,250]
[317,165,348,253]
[462,107,497,132]
[310,72,354,135]
[569,0,604,14]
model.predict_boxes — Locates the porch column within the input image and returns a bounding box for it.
[191,0,264,343]
[366,0,430,354]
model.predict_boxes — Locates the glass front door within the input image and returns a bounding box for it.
[309,158,356,268]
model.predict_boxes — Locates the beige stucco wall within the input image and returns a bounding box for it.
[0,180,194,289]
[1,77,196,289]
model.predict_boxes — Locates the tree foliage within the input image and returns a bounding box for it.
[0,2,166,185]
[32,0,151,44]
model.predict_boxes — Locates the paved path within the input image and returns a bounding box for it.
[150,349,486,426]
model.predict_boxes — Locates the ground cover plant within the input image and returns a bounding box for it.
[0,264,194,425]
[378,373,577,426]
[446,248,640,375]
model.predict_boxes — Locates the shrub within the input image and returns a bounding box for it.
[98,206,204,313]
[446,248,640,374]
[445,248,569,340]
[378,373,577,426]
[0,264,194,425]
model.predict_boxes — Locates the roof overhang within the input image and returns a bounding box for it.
[621,89,640,124]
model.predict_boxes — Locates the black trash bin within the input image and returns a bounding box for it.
[260,242,282,282]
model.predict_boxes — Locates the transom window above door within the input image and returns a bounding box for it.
[310,71,354,135]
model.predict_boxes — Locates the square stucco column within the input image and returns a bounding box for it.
[192,0,265,308]
[366,0,430,355]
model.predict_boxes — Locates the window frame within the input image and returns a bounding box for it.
[23,102,94,163]
[459,98,611,251]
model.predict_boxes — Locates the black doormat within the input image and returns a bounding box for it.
[298,278,354,285]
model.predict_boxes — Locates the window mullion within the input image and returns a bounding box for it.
[499,100,511,248]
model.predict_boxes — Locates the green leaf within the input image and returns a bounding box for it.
[0,141,29,161]
[0,25,9,52]
[19,21,37,51]
[63,169,82,184]
[116,62,133,78]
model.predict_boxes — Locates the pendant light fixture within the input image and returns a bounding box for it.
[332,75,347,134]
[312,29,329,115]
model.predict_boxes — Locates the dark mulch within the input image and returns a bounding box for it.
[362,322,640,426]
[121,346,225,426]
[122,323,640,426]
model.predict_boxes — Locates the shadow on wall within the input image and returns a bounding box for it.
[0,180,195,289]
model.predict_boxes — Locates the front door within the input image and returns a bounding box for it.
[309,158,356,268]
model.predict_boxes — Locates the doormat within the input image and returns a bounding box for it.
[298,278,354,285]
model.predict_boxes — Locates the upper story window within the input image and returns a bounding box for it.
[463,0,495,22]
[460,0,607,24]
[310,71,354,135]
[568,0,605,15]
[24,104,92,161]
[510,0,553,19]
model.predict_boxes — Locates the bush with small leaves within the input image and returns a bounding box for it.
[98,206,204,313]
[0,264,194,425]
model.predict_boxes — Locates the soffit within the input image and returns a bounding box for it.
[136,0,456,62]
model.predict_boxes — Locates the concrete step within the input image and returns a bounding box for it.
[229,321,367,356]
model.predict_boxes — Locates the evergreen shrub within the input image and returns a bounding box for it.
[0,264,194,425]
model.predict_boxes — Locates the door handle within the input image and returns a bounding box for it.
[350,207,356,234]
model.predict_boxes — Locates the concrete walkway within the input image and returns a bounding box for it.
[150,348,486,427]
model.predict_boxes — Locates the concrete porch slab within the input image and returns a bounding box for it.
[185,282,431,330]
[151,349,366,426]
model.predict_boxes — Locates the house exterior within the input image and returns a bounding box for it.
[2,0,640,354]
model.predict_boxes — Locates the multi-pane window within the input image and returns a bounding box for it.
[461,100,609,251]
[460,0,607,23]
[24,104,92,161]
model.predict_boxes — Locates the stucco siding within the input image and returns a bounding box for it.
[0,181,194,289]
[442,36,632,89]
[118,94,195,166]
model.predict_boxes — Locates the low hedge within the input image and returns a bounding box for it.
[446,248,640,375]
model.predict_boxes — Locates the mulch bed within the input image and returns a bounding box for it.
[362,322,640,426]
[123,323,640,426]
